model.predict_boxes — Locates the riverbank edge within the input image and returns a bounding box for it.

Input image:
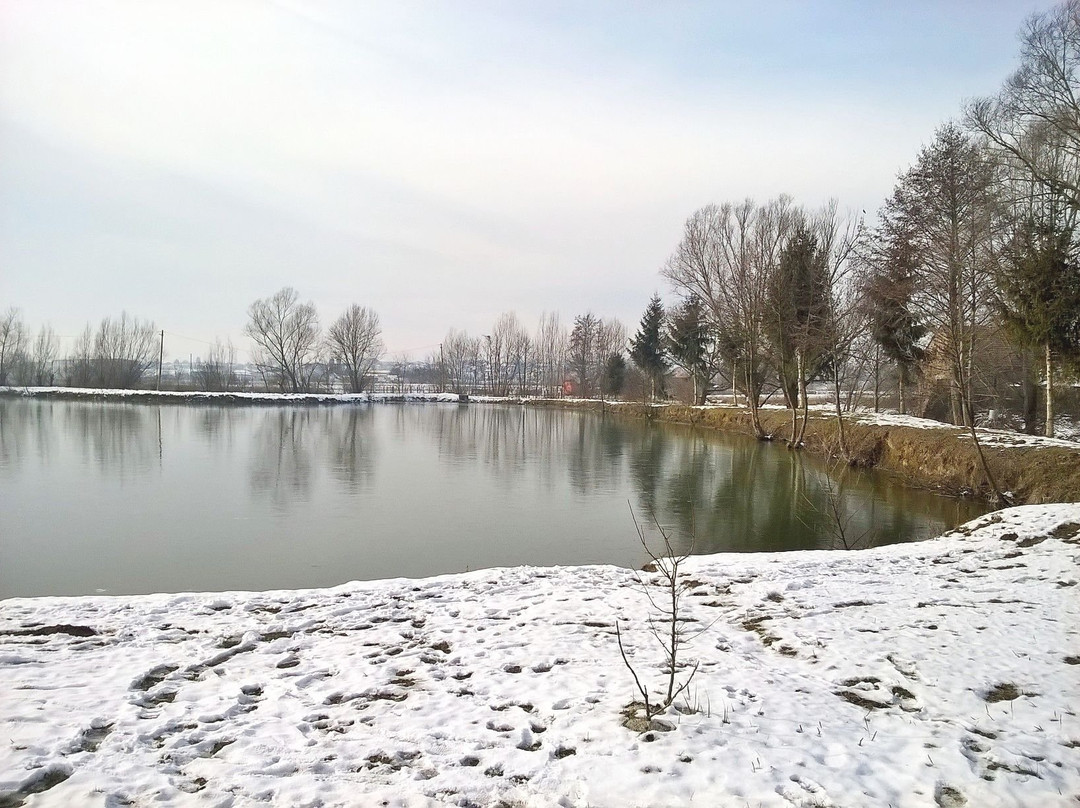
[523,398,1080,507]
[4,386,1078,505]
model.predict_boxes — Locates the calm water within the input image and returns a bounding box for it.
[0,399,988,598]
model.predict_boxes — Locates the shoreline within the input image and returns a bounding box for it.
[5,386,1079,505]
[1,504,1077,806]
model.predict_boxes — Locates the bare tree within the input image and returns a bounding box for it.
[244,287,321,393]
[194,339,238,392]
[483,312,530,396]
[616,505,700,730]
[0,307,26,386]
[535,311,567,396]
[568,313,626,398]
[60,313,157,389]
[967,1,1080,213]
[664,197,798,437]
[326,304,383,393]
[13,325,59,386]
[441,328,479,395]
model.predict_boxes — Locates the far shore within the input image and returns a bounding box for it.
[5,385,1078,507]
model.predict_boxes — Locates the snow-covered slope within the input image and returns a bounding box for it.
[1,505,1078,807]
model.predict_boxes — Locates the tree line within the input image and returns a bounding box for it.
[2,3,1078,449]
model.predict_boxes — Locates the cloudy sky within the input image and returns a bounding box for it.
[0,1,1056,362]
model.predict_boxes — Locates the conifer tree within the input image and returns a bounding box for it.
[602,352,627,398]
[666,295,714,404]
[630,294,668,402]
[999,215,1080,437]
[864,217,926,415]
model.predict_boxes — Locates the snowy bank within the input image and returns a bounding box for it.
[1,505,1078,807]
[0,386,464,405]
[532,399,1080,505]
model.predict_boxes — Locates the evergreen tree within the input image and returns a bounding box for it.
[666,295,714,404]
[601,352,627,398]
[999,215,1080,437]
[766,223,830,443]
[864,217,926,415]
[629,294,668,401]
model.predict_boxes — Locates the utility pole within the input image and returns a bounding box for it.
[156,330,164,390]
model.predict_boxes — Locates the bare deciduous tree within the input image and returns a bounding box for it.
[62,313,157,389]
[967,1,1080,213]
[244,287,321,393]
[0,307,26,386]
[535,311,567,397]
[664,197,799,437]
[484,312,530,396]
[441,328,479,395]
[13,325,59,386]
[616,505,700,731]
[326,304,383,393]
[194,339,239,392]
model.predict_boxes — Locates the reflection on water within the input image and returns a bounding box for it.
[0,399,988,598]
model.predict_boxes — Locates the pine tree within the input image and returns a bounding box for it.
[601,352,627,398]
[630,294,668,402]
[666,295,713,404]
[766,223,830,444]
[999,216,1080,437]
[864,217,926,415]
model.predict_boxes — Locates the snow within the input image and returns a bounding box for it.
[0,387,464,404]
[2,506,1078,806]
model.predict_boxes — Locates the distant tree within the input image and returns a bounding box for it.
[62,313,157,389]
[629,294,668,402]
[602,352,627,398]
[0,307,26,386]
[244,287,321,393]
[194,339,239,392]
[484,312,530,396]
[569,313,602,397]
[665,295,717,405]
[535,311,567,397]
[326,304,383,393]
[14,324,58,386]
[441,328,479,395]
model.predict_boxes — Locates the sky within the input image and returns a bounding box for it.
[0,0,1060,363]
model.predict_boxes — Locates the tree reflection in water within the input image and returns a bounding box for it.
[0,399,991,598]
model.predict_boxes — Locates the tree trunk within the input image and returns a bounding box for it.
[789,349,799,446]
[831,361,848,460]
[872,349,880,413]
[1045,342,1055,439]
[1022,350,1038,434]
[795,350,810,448]
[898,371,906,416]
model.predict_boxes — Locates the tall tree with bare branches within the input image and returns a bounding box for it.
[326,304,383,393]
[244,287,321,393]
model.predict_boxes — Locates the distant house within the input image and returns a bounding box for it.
[914,325,1027,424]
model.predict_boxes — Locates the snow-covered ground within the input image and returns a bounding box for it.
[1,506,1077,807]
[0,387,463,404]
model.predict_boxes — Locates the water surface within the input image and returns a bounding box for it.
[0,399,987,598]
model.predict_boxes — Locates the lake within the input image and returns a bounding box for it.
[0,398,987,598]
